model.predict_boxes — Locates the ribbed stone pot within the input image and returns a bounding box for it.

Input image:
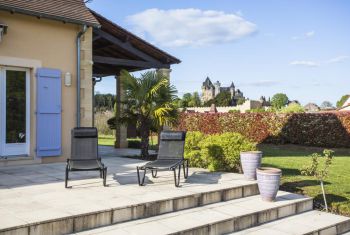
[240,151,262,180]
[256,167,282,202]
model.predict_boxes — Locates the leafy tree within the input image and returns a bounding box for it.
[237,97,246,105]
[320,101,334,109]
[280,103,304,113]
[177,92,201,108]
[204,99,214,107]
[215,91,232,106]
[188,92,201,107]
[112,70,178,158]
[301,150,334,211]
[181,93,192,107]
[271,93,289,109]
[94,93,116,111]
[336,95,350,108]
[204,91,232,107]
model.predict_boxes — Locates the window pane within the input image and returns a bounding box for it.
[6,70,26,143]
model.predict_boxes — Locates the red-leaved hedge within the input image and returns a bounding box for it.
[175,112,350,148]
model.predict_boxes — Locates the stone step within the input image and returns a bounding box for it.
[230,210,350,235]
[76,191,313,235]
[0,176,259,235]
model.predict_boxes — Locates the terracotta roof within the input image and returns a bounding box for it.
[0,0,100,27]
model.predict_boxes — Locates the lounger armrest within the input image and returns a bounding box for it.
[169,160,184,170]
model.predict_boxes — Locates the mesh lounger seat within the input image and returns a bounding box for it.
[65,127,107,188]
[137,131,188,187]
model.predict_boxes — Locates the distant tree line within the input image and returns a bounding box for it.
[94,93,116,111]
[176,91,246,108]
[176,92,201,108]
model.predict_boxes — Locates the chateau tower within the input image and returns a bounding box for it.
[214,81,221,96]
[230,82,235,98]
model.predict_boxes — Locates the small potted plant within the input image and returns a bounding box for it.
[240,151,263,180]
[256,167,282,202]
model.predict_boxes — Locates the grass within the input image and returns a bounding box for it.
[98,134,158,148]
[98,135,115,146]
[259,144,350,216]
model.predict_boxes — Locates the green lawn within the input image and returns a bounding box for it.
[260,144,350,216]
[98,135,115,146]
[98,134,158,147]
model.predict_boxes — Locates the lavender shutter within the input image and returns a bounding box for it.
[36,68,62,157]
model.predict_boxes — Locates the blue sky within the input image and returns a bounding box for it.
[89,0,350,105]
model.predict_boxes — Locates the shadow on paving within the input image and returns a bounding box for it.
[313,193,350,212]
[0,146,155,189]
[111,170,222,186]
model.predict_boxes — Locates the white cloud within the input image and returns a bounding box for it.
[126,8,257,47]
[290,60,319,67]
[326,55,349,64]
[290,55,349,68]
[292,30,315,40]
[305,31,315,37]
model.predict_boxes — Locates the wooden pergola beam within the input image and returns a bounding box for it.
[95,29,167,66]
[92,35,102,42]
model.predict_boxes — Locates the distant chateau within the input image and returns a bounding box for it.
[201,77,244,105]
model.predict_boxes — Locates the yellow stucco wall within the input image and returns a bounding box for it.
[0,11,93,163]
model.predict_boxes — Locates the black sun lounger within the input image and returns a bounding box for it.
[65,127,107,188]
[136,131,188,187]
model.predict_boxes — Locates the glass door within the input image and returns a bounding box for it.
[0,67,30,157]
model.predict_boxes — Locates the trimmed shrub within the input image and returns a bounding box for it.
[184,131,257,172]
[280,103,305,113]
[184,131,206,168]
[177,112,350,148]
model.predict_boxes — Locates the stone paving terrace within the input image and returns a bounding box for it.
[1,146,349,235]
[0,147,258,235]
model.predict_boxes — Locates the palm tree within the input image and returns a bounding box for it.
[118,70,178,158]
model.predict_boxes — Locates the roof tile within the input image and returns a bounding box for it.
[0,0,99,27]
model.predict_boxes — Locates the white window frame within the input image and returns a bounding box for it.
[0,66,30,157]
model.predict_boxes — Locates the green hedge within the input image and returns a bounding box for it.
[177,112,350,148]
[185,131,257,172]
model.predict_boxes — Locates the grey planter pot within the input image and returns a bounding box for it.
[240,151,262,180]
[256,167,282,202]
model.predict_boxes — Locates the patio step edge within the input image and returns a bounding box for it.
[75,191,314,235]
[229,210,350,235]
[0,182,259,235]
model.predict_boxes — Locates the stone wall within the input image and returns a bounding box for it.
[185,100,263,113]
